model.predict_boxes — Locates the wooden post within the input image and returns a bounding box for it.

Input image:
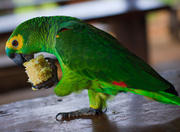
[108,13,148,61]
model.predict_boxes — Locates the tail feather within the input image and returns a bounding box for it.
[129,88,180,105]
[98,81,180,105]
[165,84,178,96]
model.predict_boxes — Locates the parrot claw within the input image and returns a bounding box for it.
[56,108,103,121]
[32,58,59,89]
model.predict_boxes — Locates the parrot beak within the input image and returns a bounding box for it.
[9,53,26,67]
[6,48,34,67]
[10,53,34,67]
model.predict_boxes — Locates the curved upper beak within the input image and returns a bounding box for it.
[5,48,33,67]
[9,53,26,67]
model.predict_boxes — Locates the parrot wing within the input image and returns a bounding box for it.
[55,21,174,93]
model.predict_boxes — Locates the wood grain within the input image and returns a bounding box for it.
[0,69,180,132]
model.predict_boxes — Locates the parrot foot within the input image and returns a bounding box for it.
[56,108,103,121]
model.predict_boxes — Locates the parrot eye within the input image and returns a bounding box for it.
[12,40,19,47]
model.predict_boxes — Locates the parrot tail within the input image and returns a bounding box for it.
[164,84,178,96]
[98,81,180,105]
[128,88,180,106]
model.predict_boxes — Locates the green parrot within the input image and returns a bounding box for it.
[5,16,180,120]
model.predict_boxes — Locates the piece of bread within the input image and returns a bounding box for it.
[23,55,53,86]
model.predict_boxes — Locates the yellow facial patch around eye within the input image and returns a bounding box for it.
[6,34,24,50]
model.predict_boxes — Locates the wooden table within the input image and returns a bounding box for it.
[0,0,170,61]
[0,69,180,132]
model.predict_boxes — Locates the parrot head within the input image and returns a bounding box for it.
[5,18,47,66]
[5,16,81,66]
[5,35,32,66]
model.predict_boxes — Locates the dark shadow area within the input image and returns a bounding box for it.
[58,114,120,132]
[91,114,120,132]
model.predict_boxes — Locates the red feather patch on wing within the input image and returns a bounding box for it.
[61,28,70,32]
[112,81,127,87]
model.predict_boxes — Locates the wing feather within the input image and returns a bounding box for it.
[55,21,171,92]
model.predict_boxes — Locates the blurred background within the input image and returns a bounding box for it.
[0,0,180,105]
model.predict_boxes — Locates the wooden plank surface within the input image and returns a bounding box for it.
[0,69,180,132]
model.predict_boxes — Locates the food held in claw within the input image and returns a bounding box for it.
[23,55,53,86]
